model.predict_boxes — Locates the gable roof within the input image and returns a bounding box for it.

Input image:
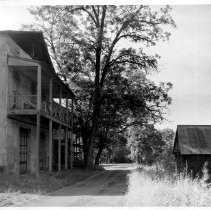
[0,30,74,98]
[173,125,211,155]
[0,30,53,68]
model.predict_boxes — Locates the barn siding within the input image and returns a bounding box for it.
[176,154,211,178]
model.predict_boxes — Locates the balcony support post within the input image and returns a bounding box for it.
[37,65,41,110]
[58,136,61,171]
[70,98,74,169]
[59,86,62,105]
[36,113,40,177]
[36,64,41,177]
[49,78,53,173]
[65,126,68,169]
[65,95,68,169]
[58,86,62,171]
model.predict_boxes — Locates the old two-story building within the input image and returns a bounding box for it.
[0,30,83,176]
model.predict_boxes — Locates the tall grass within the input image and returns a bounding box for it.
[0,169,97,206]
[124,165,211,206]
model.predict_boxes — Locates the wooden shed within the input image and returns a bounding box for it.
[173,125,211,178]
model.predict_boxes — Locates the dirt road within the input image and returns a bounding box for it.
[21,164,132,206]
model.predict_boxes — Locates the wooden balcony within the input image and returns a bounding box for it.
[8,94,73,126]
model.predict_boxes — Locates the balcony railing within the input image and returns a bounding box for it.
[8,94,37,110]
[8,94,72,125]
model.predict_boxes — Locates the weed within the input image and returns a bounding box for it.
[124,165,211,206]
[0,169,96,206]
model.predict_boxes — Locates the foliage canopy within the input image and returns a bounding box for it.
[23,5,176,166]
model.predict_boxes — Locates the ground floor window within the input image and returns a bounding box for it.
[19,128,30,174]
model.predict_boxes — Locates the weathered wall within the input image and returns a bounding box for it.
[8,67,34,97]
[6,119,49,174]
[0,34,44,174]
[0,35,9,171]
[0,33,72,174]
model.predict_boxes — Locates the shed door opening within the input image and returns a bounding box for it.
[19,128,30,174]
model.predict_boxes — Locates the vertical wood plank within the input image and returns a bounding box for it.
[49,78,53,172]
[65,127,68,169]
[36,65,41,177]
[49,78,53,111]
[49,120,53,173]
[36,114,40,177]
[65,95,68,169]
[37,65,41,110]
[70,98,74,169]
[58,86,62,171]
[66,95,68,111]
[59,86,62,105]
[58,136,61,171]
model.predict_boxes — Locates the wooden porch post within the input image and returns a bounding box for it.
[49,78,53,173]
[65,127,68,169]
[36,114,40,177]
[65,95,68,169]
[70,98,74,169]
[58,132,61,171]
[36,64,42,177]
[37,65,42,110]
[58,86,62,171]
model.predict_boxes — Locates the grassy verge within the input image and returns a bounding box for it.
[124,164,211,206]
[0,169,99,206]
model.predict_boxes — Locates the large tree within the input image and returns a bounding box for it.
[93,71,172,165]
[23,5,176,167]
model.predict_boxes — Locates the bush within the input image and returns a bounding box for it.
[156,145,176,174]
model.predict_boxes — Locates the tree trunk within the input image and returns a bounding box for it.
[135,149,140,164]
[86,7,107,168]
[83,146,89,167]
[86,101,101,167]
[95,146,104,165]
[81,127,90,168]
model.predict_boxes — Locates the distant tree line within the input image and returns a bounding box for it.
[128,126,175,166]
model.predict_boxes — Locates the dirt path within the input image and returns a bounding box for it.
[20,164,133,206]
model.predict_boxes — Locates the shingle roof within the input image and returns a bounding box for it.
[173,125,211,155]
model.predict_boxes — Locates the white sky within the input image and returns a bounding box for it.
[0,4,211,131]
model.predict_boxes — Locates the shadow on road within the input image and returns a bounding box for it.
[20,164,133,206]
[50,165,131,197]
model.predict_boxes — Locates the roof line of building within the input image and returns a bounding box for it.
[0,30,75,98]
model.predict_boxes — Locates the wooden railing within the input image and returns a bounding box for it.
[8,94,37,110]
[51,101,72,124]
[8,94,72,125]
[42,101,51,115]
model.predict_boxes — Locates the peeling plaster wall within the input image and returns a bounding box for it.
[6,120,36,174]
[6,119,49,174]
[8,66,34,99]
[0,34,49,174]
[0,34,11,171]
